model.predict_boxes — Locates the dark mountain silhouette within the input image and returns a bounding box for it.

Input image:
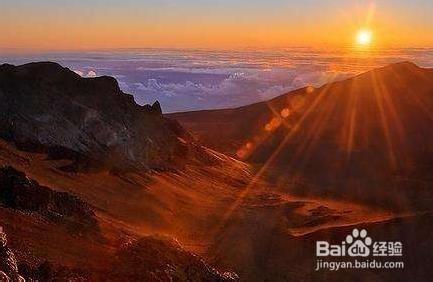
[0,62,203,172]
[170,62,433,209]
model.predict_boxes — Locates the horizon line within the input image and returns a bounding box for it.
[2,44,433,54]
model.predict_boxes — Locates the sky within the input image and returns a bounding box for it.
[2,1,433,113]
[1,0,433,51]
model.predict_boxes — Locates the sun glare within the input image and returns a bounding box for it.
[356,29,373,46]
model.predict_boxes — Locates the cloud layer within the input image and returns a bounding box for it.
[2,47,433,112]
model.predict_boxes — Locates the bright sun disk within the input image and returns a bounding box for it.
[356,29,373,46]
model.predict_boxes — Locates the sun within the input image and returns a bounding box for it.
[356,29,373,46]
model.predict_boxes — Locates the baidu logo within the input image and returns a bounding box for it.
[346,228,372,257]
[316,228,402,257]
[315,228,405,271]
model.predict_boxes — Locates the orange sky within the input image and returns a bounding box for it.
[1,1,433,51]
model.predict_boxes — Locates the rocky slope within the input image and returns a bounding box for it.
[0,62,198,171]
[0,226,24,282]
[109,236,237,281]
[0,166,98,234]
[0,139,245,281]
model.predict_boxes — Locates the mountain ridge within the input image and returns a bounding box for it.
[169,61,433,209]
[0,61,208,172]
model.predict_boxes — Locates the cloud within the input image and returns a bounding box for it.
[73,70,97,78]
[87,70,97,77]
[24,47,433,112]
[125,68,348,112]
[72,64,352,112]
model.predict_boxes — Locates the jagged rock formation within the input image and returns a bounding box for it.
[109,236,238,281]
[0,166,98,234]
[151,100,163,116]
[0,227,24,282]
[0,62,197,171]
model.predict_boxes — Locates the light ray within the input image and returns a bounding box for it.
[207,81,333,241]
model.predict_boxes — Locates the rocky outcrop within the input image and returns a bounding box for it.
[0,166,98,234]
[18,261,89,282]
[0,227,24,282]
[109,236,238,281]
[151,100,163,116]
[0,62,197,171]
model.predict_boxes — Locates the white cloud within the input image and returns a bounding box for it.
[73,70,97,78]
[28,47,433,112]
[87,70,97,77]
